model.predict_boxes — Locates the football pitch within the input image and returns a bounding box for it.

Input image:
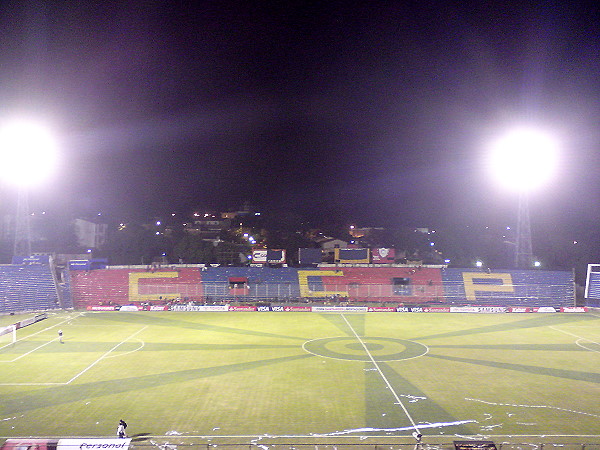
[0,310,599,448]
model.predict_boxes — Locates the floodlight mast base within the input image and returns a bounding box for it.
[515,191,533,269]
[13,187,32,258]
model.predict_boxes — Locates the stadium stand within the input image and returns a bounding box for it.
[68,265,575,308]
[442,268,574,306]
[0,264,59,313]
[309,266,443,303]
[200,266,301,302]
[56,267,74,309]
[69,267,203,309]
[0,252,577,313]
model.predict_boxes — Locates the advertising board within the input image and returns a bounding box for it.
[312,306,369,313]
[229,305,257,311]
[171,305,229,312]
[561,307,587,313]
[119,305,140,312]
[371,248,395,263]
[58,439,131,450]
[334,248,370,264]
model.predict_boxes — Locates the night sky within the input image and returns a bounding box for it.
[0,1,599,231]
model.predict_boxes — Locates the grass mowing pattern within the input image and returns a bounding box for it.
[0,310,599,443]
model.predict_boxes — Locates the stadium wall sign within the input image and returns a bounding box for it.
[423,306,451,312]
[229,305,257,311]
[1,439,131,450]
[119,305,140,311]
[171,305,228,312]
[58,439,131,450]
[312,306,369,313]
[89,304,586,313]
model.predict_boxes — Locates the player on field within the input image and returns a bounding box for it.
[117,419,128,438]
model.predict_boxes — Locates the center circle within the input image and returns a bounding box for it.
[346,342,384,351]
[303,337,428,362]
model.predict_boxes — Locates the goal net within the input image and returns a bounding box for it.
[0,324,16,349]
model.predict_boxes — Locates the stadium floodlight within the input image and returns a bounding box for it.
[0,119,57,187]
[487,126,559,269]
[0,119,58,257]
[488,127,559,193]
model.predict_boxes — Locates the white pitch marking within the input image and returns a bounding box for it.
[340,314,421,434]
[66,325,148,384]
[550,325,600,349]
[15,312,84,342]
[104,338,145,358]
[0,325,149,386]
[4,337,60,362]
[576,338,600,353]
[0,312,83,360]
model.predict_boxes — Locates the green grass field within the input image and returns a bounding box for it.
[0,310,599,448]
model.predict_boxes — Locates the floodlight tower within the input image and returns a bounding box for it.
[13,187,31,257]
[488,127,558,269]
[515,190,533,269]
[0,119,57,258]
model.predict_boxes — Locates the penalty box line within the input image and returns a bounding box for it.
[340,314,421,434]
[550,325,600,345]
[0,312,84,359]
[0,325,148,386]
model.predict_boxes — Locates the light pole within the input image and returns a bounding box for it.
[515,191,532,269]
[488,127,558,269]
[13,187,31,257]
[0,119,57,258]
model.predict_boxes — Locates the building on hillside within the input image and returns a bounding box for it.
[316,237,348,263]
[185,215,231,242]
[222,201,261,219]
[349,226,389,247]
[74,218,108,249]
[349,226,385,238]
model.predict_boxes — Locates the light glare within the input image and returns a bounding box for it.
[488,127,558,192]
[0,120,57,187]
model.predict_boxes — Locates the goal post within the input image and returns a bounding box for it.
[0,324,17,348]
[585,264,600,307]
